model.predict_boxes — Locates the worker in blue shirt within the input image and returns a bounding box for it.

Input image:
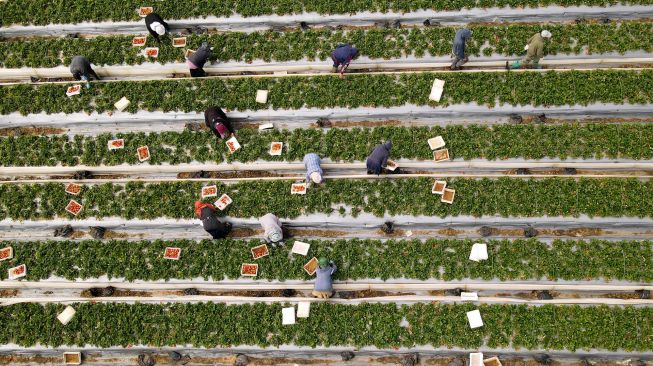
[303,153,324,184]
[331,44,360,75]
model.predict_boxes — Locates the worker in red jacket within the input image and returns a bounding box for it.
[194,201,232,239]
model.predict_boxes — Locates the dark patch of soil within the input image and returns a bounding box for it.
[0,289,18,297]
[0,127,65,136]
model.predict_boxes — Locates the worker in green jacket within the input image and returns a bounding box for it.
[508,30,552,69]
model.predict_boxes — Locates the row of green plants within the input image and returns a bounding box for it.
[3,123,652,167]
[2,0,652,26]
[3,22,652,68]
[2,178,652,220]
[1,238,651,282]
[2,302,649,351]
[2,70,652,115]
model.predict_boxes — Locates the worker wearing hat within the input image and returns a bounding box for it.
[194,201,232,239]
[313,258,337,299]
[259,213,284,248]
[145,13,169,42]
[303,153,324,185]
[508,30,552,69]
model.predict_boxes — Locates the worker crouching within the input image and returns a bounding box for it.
[144,13,169,42]
[303,153,324,185]
[313,258,337,299]
[366,140,393,175]
[331,43,360,76]
[259,213,285,248]
[204,106,233,139]
[508,30,552,69]
[194,201,232,239]
[451,29,472,70]
[187,42,213,77]
[69,56,101,85]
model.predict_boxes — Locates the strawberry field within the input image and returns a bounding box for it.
[1,1,653,364]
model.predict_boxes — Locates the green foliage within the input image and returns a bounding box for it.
[1,70,652,116]
[0,302,650,351]
[1,177,653,220]
[3,0,653,26]
[2,123,653,167]
[3,22,653,68]
[1,238,651,282]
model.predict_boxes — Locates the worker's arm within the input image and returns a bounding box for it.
[329,262,338,274]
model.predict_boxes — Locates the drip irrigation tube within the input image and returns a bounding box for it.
[1,5,652,37]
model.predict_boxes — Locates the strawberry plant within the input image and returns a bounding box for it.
[1,178,652,220]
[1,70,651,116]
[2,123,653,167]
[2,22,652,68]
[0,238,651,282]
[0,302,649,351]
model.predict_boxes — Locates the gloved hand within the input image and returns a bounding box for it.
[524,45,529,51]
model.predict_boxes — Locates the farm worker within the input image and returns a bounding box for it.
[194,201,232,239]
[508,30,552,69]
[366,140,392,175]
[187,42,213,77]
[303,153,324,184]
[144,13,169,42]
[204,107,233,139]
[69,56,101,84]
[331,43,360,75]
[313,258,337,299]
[451,28,472,70]
[259,213,284,248]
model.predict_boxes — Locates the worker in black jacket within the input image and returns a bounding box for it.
[187,42,213,77]
[144,13,169,42]
[194,201,232,239]
[204,107,233,139]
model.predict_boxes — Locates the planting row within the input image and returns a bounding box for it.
[2,178,653,220]
[3,22,653,68]
[2,302,649,351]
[1,238,651,282]
[2,0,653,26]
[2,123,653,167]
[2,70,652,115]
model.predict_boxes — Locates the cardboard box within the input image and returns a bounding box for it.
[132,36,147,47]
[461,292,479,301]
[184,49,196,59]
[432,180,447,195]
[57,306,76,325]
[240,263,258,277]
[484,357,502,366]
[282,306,295,325]
[63,352,82,365]
[470,353,484,366]
[66,85,81,97]
[434,148,450,162]
[256,90,269,104]
[114,97,130,111]
[8,264,26,280]
[172,37,187,48]
[467,310,483,329]
[0,247,13,262]
[385,159,398,171]
[251,244,269,260]
[65,183,82,195]
[164,247,181,260]
[144,47,159,58]
[258,123,274,130]
[469,243,488,262]
[303,257,318,276]
[269,142,283,156]
[107,139,125,150]
[291,183,307,195]
[226,136,241,154]
[429,78,445,102]
[441,188,455,204]
[65,200,83,216]
[428,136,445,150]
[291,241,310,256]
[201,185,218,198]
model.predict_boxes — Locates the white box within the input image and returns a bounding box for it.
[256,90,269,104]
[66,85,81,97]
[385,159,398,171]
[114,97,130,111]
[57,306,76,325]
[461,292,479,301]
[291,241,310,256]
[297,302,311,318]
[282,306,295,325]
[258,123,274,130]
[469,243,488,262]
[290,183,307,195]
[467,310,483,329]
[429,79,445,102]
[470,353,484,366]
[428,136,445,150]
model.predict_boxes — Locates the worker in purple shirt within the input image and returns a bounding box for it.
[303,153,324,185]
[331,44,360,75]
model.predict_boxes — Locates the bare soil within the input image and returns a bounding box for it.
[288,228,350,238]
[0,289,18,297]
[0,127,65,136]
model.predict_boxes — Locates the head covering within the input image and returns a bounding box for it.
[310,171,322,184]
[267,229,283,243]
[215,122,229,138]
[151,22,165,35]
[318,258,329,268]
[352,47,360,59]
[541,30,552,39]
[384,140,393,151]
